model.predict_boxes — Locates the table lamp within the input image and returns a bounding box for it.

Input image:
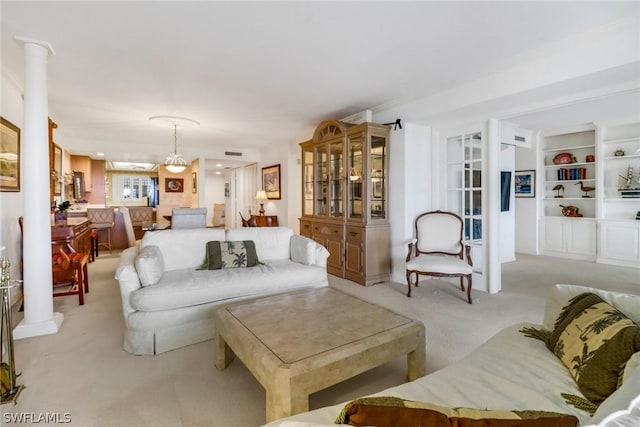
[256,190,268,216]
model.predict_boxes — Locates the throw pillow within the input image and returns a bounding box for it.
[135,245,164,286]
[547,292,640,404]
[290,234,316,265]
[200,240,259,270]
[335,397,579,427]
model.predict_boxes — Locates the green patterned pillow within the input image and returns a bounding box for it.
[200,240,259,270]
[547,292,640,404]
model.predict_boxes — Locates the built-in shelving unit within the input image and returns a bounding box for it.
[597,122,640,268]
[539,127,597,261]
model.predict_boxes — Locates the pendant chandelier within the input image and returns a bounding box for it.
[149,115,200,174]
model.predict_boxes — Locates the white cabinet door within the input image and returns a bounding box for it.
[598,220,640,267]
[567,220,597,256]
[540,217,596,260]
[540,217,566,253]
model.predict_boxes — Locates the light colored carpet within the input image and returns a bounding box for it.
[5,252,639,427]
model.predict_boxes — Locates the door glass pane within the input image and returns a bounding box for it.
[329,141,343,217]
[370,136,386,219]
[314,146,327,215]
[348,137,363,219]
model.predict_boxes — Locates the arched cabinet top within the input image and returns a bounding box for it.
[312,119,348,142]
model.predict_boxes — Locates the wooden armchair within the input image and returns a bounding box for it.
[51,226,90,305]
[405,210,473,303]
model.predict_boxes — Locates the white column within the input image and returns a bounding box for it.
[13,37,63,339]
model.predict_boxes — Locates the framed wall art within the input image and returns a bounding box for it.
[191,171,197,193]
[53,143,63,195]
[515,170,535,198]
[0,117,20,192]
[165,178,184,193]
[262,164,281,200]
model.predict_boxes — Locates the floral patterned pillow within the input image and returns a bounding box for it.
[200,240,259,270]
[547,293,640,404]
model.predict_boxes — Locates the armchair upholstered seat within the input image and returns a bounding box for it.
[406,210,473,303]
[171,208,207,229]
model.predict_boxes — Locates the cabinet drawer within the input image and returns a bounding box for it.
[313,223,343,239]
[299,220,313,237]
[345,227,363,243]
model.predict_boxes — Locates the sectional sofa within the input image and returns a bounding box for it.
[264,284,640,427]
[115,226,329,355]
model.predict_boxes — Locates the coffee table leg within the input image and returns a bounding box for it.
[266,384,308,423]
[215,332,234,370]
[407,331,426,381]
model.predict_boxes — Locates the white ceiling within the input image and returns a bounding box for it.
[1,1,639,167]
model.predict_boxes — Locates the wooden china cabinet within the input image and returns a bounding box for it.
[300,119,390,286]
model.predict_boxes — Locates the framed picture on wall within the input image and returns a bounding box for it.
[0,117,21,192]
[262,164,281,200]
[515,170,535,198]
[165,178,184,193]
[191,172,197,193]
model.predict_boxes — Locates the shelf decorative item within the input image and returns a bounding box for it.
[614,150,625,157]
[618,165,640,198]
[575,181,595,198]
[552,152,576,165]
[585,155,595,163]
[552,184,564,198]
[560,205,583,217]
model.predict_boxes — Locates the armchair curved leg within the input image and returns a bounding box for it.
[406,270,412,297]
[466,274,472,304]
[459,277,464,291]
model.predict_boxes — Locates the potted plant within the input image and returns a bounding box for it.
[54,201,72,223]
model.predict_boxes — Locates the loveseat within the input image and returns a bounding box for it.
[115,226,329,355]
[264,284,640,427]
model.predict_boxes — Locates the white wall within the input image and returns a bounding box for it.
[258,142,296,229]
[500,143,516,262]
[383,122,432,284]
[204,172,226,226]
[515,136,539,255]
[0,72,25,296]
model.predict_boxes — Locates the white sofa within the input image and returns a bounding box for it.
[264,284,640,427]
[115,226,329,355]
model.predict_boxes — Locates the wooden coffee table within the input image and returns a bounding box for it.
[214,287,426,422]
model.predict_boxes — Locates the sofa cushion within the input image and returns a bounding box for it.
[140,228,226,272]
[130,259,327,312]
[336,397,579,427]
[290,235,316,265]
[226,227,293,261]
[201,240,259,269]
[135,245,164,287]
[547,292,640,404]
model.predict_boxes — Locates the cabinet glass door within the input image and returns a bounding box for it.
[302,146,314,216]
[329,141,344,217]
[370,136,386,219]
[314,145,328,215]
[348,135,364,219]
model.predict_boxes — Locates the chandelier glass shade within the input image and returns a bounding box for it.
[149,115,199,174]
[165,124,187,173]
